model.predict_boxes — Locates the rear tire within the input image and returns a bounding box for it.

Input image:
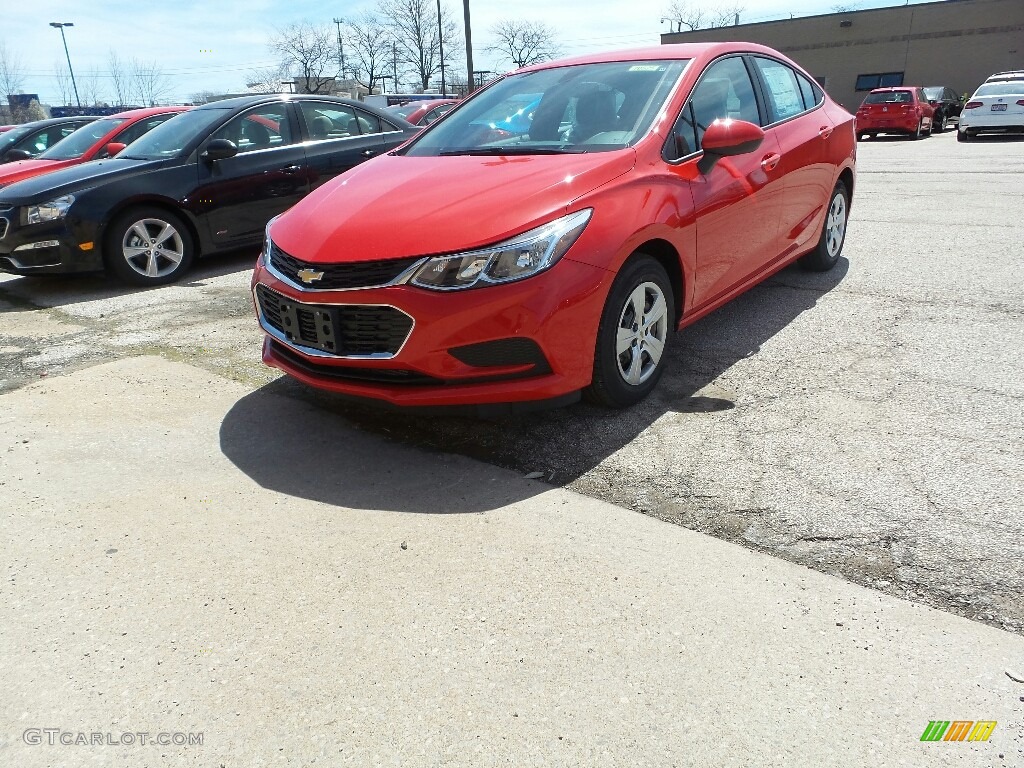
[584,255,673,408]
[912,120,923,140]
[856,132,865,141]
[957,129,973,143]
[799,181,849,273]
[105,207,195,286]
[934,112,947,132]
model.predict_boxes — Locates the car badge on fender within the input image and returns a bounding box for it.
[297,268,325,284]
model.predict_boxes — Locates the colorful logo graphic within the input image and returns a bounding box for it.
[920,721,997,742]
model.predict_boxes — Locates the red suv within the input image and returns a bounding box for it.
[855,87,935,140]
[251,43,856,410]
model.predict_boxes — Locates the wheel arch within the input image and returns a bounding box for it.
[625,238,685,326]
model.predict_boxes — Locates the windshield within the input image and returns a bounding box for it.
[38,118,126,160]
[389,103,422,119]
[974,82,1024,97]
[0,123,38,153]
[402,59,689,157]
[864,91,913,105]
[922,88,943,99]
[119,108,232,160]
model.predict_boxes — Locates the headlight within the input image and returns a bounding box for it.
[24,195,75,225]
[260,216,279,267]
[411,209,592,290]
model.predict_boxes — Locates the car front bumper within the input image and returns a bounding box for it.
[0,207,104,275]
[251,255,615,408]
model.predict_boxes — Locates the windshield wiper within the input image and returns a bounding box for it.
[438,146,587,156]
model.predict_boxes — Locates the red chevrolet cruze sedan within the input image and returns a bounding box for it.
[251,43,855,409]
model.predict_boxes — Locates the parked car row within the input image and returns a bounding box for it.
[0,96,417,284]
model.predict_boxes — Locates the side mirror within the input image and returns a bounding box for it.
[4,148,32,162]
[105,142,127,157]
[698,119,765,174]
[202,138,238,162]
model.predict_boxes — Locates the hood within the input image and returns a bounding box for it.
[0,157,162,204]
[0,158,76,189]
[271,150,636,263]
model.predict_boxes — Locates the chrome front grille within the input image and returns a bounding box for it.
[267,241,423,291]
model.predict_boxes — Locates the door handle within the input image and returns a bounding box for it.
[818,125,834,139]
[361,149,377,158]
[760,153,781,172]
[281,164,302,174]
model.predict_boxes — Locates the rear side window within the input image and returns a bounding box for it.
[752,57,806,122]
[298,103,359,139]
[797,73,823,109]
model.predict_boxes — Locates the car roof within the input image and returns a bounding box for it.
[12,116,103,128]
[195,94,382,111]
[516,42,787,73]
[869,87,917,92]
[109,105,191,120]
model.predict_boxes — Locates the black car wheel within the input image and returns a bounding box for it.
[105,207,195,286]
[799,181,849,273]
[934,112,947,132]
[585,255,673,408]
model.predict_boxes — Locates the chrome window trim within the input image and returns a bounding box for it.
[264,251,429,293]
[253,282,416,360]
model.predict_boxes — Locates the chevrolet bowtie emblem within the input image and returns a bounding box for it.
[297,268,324,284]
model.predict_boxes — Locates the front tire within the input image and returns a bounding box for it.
[799,181,849,272]
[105,207,195,286]
[584,255,673,408]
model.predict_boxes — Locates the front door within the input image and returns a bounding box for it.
[199,103,309,247]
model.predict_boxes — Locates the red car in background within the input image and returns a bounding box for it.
[386,99,459,126]
[252,43,856,410]
[855,87,935,140]
[0,106,189,190]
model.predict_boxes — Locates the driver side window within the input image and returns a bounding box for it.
[690,57,759,148]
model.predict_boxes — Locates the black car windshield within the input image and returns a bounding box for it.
[0,123,40,153]
[38,118,126,160]
[922,88,944,99]
[119,108,232,160]
[402,59,689,157]
[974,82,1024,97]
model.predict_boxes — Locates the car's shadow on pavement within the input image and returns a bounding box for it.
[0,249,259,311]
[220,259,849,511]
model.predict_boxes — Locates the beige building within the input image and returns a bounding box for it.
[661,0,1023,111]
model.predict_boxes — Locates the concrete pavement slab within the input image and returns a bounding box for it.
[1,356,1021,767]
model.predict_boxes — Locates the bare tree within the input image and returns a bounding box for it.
[271,22,337,94]
[382,0,460,91]
[130,59,173,106]
[190,90,222,105]
[53,61,75,106]
[246,64,290,93]
[345,14,393,94]
[488,20,561,69]
[0,42,25,100]
[108,50,132,107]
[662,1,744,32]
[77,67,105,107]
[830,3,862,11]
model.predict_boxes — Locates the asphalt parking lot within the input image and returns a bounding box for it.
[3,128,1020,633]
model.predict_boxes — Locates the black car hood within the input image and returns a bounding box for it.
[0,157,174,205]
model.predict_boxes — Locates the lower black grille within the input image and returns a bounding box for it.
[448,338,551,373]
[268,242,421,290]
[256,284,413,357]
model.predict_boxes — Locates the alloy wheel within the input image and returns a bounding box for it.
[615,281,669,386]
[825,191,847,258]
[121,218,185,279]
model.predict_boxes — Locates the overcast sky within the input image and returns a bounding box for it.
[6,0,938,104]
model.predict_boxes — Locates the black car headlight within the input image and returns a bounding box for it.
[410,209,592,291]
[23,195,75,225]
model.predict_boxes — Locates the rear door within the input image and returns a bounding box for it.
[198,102,309,248]
[295,101,388,192]
[750,56,834,258]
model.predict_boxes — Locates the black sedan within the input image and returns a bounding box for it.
[1,116,100,162]
[0,95,418,285]
[922,86,962,132]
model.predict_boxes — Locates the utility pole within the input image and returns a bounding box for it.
[332,17,347,82]
[463,0,474,95]
[435,0,445,95]
[392,41,399,93]
[49,22,81,108]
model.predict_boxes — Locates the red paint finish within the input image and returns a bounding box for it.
[0,106,188,189]
[252,42,855,408]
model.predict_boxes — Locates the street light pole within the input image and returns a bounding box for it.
[463,0,474,95]
[49,22,81,108]
[435,0,445,96]
[332,17,347,81]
